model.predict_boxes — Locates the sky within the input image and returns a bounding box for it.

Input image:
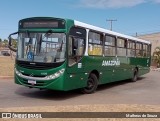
[0,0,160,40]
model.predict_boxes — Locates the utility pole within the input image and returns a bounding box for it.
[106,19,117,31]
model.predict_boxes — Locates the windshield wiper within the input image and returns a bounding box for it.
[42,30,53,40]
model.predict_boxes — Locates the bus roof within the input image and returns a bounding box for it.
[74,20,151,44]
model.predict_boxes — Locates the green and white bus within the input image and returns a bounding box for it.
[8,17,151,94]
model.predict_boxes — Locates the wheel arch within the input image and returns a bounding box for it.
[89,70,100,80]
[135,67,139,72]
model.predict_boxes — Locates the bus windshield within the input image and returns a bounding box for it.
[17,32,66,63]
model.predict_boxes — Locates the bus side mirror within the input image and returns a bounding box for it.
[8,32,18,52]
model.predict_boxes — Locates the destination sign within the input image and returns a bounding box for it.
[19,19,65,29]
[23,21,59,28]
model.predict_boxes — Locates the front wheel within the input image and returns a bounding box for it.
[81,74,98,94]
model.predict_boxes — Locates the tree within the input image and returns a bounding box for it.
[152,47,160,68]
[11,39,18,48]
[3,39,8,43]
[3,39,9,48]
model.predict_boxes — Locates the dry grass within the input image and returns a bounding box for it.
[0,56,14,76]
[1,104,160,112]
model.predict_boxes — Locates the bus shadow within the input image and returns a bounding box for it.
[15,87,82,100]
[97,77,146,91]
[15,77,145,100]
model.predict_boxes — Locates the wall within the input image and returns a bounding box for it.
[138,32,160,55]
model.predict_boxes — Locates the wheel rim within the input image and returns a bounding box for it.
[134,71,137,81]
[86,78,94,90]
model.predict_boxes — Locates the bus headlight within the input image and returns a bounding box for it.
[15,68,65,81]
[46,69,65,80]
[15,68,22,76]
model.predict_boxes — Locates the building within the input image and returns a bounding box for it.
[138,32,160,55]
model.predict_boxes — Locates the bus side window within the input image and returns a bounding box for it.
[147,44,151,57]
[143,44,147,57]
[117,38,127,56]
[88,31,103,56]
[68,37,73,56]
[136,43,143,57]
[104,35,116,56]
[68,27,86,67]
[127,40,135,57]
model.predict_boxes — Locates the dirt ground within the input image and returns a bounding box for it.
[0,56,14,76]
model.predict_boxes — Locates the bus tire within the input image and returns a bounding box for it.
[81,73,98,94]
[132,69,138,82]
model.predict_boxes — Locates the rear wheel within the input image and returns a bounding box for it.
[81,73,98,94]
[132,69,138,82]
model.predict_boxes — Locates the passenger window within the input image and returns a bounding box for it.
[104,35,116,56]
[147,44,151,57]
[136,43,143,57]
[143,44,147,57]
[127,40,135,57]
[88,31,103,56]
[68,27,86,66]
[117,38,127,56]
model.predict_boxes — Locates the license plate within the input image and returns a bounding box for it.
[28,80,36,85]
